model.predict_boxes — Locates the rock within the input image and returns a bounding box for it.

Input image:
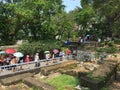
[75,85,82,90]
[85,65,95,71]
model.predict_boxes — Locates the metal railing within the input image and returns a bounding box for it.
[0,55,75,75]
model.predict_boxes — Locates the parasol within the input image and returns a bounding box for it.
[44,51,50,54]
[4,48,16,54]
[53,49,59,54]
[13,52,24,57]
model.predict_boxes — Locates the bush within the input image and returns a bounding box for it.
[107,41,114,47]
[100,42,105,47]
[97,46,118,54]
[105,46,118,53]
[114,38,120,44]
[96,48,106,53]
[97,41,118,53]
[17,40,61,55]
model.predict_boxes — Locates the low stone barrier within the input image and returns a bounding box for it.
[40,60,77,75]
[0,73,33,85]
[80,60,118,90]
[24,77,56,90]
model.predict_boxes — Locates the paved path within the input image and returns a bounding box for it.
[0,56,73,77]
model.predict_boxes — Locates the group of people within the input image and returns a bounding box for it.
[44,49,65,65]
[0,54,20,72]
[0,48,75,72]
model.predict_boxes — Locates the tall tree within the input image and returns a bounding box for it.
[92,0,120,37]
[0,0,65,45]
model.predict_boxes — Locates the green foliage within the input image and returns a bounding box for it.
[105,46,118,53]
[97,46,118,54]
[96,48,106,53]
[17,40,61,55]
[107,41,114,47]
[71,63,78,69]
[117,64,120,71]
[1,0,120,45]
[0,0,65,44]
[100,87,108,90]
[97,41,118,53]
[87,72,105,82]
[114,38,120,44]
[47,74,79,90]
[100,42,105,47]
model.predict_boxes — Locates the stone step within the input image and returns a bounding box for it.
[23,77,56,90]
[0,73,33,86]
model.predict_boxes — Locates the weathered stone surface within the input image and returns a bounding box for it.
[116,71,120,81]
[24,77,56,90]
[80,60,118,90]
[0,73,33,86]
[80,76,103,90]
[77,51,95,62]
[40,60,77,75]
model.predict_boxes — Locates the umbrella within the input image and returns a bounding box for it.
[86,34,90,37]
[13,52,24,57]
[4,48,16,54]
[0,51,6,54]
[44,51,50,54]
[53,49,59,54]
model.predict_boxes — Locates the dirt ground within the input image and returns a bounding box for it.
[108,81,120,90]
[0,83,31,90]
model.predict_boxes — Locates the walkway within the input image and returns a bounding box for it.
[0,56,74,77]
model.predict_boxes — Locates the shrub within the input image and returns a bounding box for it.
[96,48,106,53]
[107,41,114,47]
[17,40,61,55]
[114,38,120,44]
[96,41,118,53]
[105,46,118,53]
[100,42,105,47]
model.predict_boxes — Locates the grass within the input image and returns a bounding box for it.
[46,74,79,90]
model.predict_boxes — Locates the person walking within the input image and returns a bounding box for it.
[45,51,51,65]
[25,54,30,69]
[34,53,40,67]
[10,56,17,72]
[66,48,72,60]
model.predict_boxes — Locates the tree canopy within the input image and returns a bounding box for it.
[76,0,120,39]
[0,0,120,45]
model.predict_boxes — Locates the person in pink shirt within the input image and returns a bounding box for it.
[25,55,30,63]
[25,54,31,69]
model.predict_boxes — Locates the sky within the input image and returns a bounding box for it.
[62,0,81,13]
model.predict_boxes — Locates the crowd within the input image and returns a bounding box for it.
[0,48,76,72]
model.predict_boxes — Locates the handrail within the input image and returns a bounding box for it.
[0,55,75,75]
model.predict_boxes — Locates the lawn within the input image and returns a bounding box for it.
[46,74,79,90]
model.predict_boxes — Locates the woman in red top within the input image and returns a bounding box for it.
[66,48,71,55]
[25,55,30,63]
[66,48,72,60]
[25,55,30,69]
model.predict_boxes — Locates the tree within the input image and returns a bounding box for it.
[76,0,120,39]
[0,0,65,45]
[92,0,120,37]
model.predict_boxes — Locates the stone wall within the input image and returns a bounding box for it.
[77,51,95,62]
[80,60,118,90]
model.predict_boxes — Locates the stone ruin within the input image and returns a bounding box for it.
[77,51,95,62]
